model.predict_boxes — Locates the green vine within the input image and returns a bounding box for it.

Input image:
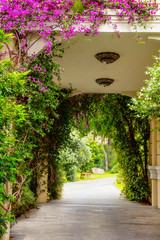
[0,58,27,236]
[69,94,150,202]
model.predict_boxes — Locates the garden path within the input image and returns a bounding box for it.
[11,177,160,240]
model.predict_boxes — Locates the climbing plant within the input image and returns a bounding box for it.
[69,93,150,202]
[0,31,72,236]
[13,44,73,201]
[0,58,27,236]
[131,53,160,125]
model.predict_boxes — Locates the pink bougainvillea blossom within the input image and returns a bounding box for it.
[0,0,158,46]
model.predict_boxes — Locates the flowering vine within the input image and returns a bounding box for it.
[0,0,158,60]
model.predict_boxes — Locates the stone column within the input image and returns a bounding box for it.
[148,127,152,204]
[148,119,160,208]
[149,119,158,207]
[157,121,160,208]
[37,160,48,203]
[151,178,158,207]
[157,167,160,208]
[157,130,160,166]
[150,119,157,166]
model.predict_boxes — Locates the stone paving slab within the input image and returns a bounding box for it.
[11,178,160,240]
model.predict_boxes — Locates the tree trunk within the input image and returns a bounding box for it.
[102,142,108,171]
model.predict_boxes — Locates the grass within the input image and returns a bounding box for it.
[77,171,117,181]
[114,182,124,191]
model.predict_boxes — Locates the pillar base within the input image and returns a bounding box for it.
[36,161,48,204]
[36,191,48,204]
[158,180,160,208]
[151,179,158,207]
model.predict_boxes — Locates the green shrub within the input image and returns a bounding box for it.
[13,186,37,217]
[110,163,119,173]
[66,165,78,182]
[88,140,105,170]
[104,144,117,171]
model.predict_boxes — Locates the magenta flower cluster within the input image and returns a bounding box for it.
[0,0,158,44]
[0,0,158,113]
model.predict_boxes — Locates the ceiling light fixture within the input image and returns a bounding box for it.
[95,52,120,64]
[96,78,114,87]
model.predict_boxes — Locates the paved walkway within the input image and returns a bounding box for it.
[11,178,160,240]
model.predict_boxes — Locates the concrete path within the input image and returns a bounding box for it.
[11,178,160,240]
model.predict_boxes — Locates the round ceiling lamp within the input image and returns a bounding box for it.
[95,52,120,64]
[96,78,114,87]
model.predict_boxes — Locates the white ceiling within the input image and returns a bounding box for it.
[54,32,160,96]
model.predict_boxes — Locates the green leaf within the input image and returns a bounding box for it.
[73,0,84,15]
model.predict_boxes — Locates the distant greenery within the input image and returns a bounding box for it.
[59,132,91,182]
[58,132,114,182]
[88,139,106,170]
